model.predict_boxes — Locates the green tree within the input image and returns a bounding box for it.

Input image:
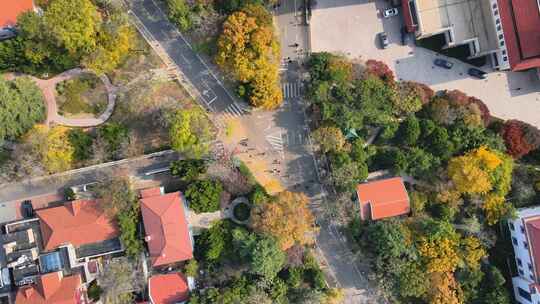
[233,229,286,280]
[169,108,214,158]
[170,159,207,182]
[195,220,235,265]
[396,115,420,146]
[166,0,192,31]
[0,77,45,142]
[185,179,223,213]
[68,129,93,161]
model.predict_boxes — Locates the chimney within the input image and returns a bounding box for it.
[69,200,82,216]
[23,286,34,298]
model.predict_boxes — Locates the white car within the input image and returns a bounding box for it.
[382,8,399,18]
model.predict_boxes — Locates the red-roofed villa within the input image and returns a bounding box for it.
[36,199,122,257]
[0,0,35,40]
[15,271,82,304]
[356,177,410,221]
[140,187,193,267]
[148,273,189,304]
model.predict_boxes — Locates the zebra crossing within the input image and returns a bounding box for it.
[214,102,251,128]
[282,82,301,99]
[266,132,284,158]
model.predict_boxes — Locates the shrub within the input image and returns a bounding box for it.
[87,281,103,301]
[185,179,223,213]
[166,0,192,31]
[233,202,251,221]
[170,159,207,182]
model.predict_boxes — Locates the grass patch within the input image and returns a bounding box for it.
[416,33,487,67]
[56,73,107,116]
[233,202,251,221]
[238,161,257,186]
[193,38,217,56]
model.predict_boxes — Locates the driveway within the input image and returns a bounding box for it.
[310,0,540,127]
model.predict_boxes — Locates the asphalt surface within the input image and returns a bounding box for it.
[130,0,234,114]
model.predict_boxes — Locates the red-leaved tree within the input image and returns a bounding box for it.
[501,120,536,158]
[364,59,395,84]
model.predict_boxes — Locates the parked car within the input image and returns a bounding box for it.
[468,68,487,79]
[434,58,453,69]
[21,200,34,219]
[382,8,399,18]
[379,32,389,49]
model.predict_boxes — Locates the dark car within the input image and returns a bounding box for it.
[434,58,453,69]
[379,32,389,49]
[21,200,34,218]
[468,68,487,79]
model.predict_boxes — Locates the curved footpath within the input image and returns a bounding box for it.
[7,68,117,127]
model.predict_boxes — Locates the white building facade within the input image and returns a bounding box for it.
[509,206,540,304]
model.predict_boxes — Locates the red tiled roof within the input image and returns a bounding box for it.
[356,177,410,220]
[148,273,189,304]
[498,0,540,71]
[140,188,193,267]
[37,200,119,251]
[0,0,34,28]
[15,272,81,304]
[525,217,540,280]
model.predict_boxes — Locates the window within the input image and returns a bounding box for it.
[518,258,523,266]
[518,287,532,301]
[494,9,499,15]
[525,242,529,249]
[529,263,533,271]
[497,25,502,31]
[499,34,504,39]
[514,237,519,245]
[522,226,526,233]
[501,41,505,46]
[496,18,501,24]
[503,56,508,61]
[531,274,535,281]
[493,3,497,8]
[520,269,525,276]
[503,50,507,55]
[511,222,515,230]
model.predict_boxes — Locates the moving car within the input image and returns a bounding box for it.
[434,58,453,69]
[468,68,488,79]
[382,8,399,18]
[379,32,389,49]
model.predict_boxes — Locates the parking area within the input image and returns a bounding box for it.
[310,0,540,128]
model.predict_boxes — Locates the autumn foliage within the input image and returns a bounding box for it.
[364,59,395,84]
[251,191,316,250]
[501,119,540,158]
[216,5,282,109]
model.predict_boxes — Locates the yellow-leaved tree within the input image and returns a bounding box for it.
[251,191,316,250]
[460,236,486,270]
[26,125,75,173]
[482,194,515,225]
[426,272,463,304]
[216,5,282,109]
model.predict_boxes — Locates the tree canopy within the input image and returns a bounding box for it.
[169,107,214,158]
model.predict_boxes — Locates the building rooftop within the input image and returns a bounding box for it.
[36,200,119,251]
[356,177,410,220]
[0,0,34,28]
[140,188,193,267]
[414,0,498,53]
[498,0,540,70]
[15,271,81,304]
[148,273,189,304]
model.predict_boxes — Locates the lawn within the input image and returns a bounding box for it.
[110,79,194,153]
[106,29,165,87]
[56,73,108,117]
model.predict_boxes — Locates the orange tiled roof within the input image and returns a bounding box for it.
[140,188,193,267]
[356,177,410,220]
[0,0,34,28]
[15,272,81,304]
[37,200,119,251]
[148,273,189,304]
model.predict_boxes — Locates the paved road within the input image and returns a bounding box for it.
[130,0,235,115]
[0,151,179,221]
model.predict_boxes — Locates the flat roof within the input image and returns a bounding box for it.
[415,0,498,53]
